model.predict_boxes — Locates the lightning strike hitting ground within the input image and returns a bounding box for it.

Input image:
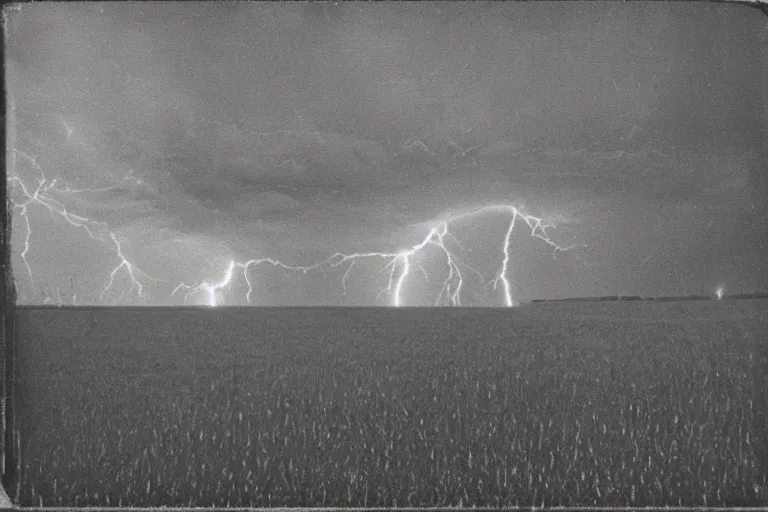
[173,205,579,307]
[10,140,581,307]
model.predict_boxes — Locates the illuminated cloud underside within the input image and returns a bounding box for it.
[9,147,582,307]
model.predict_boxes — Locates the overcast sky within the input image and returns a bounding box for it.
[6,2,768,306]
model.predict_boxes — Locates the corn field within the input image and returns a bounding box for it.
[15,300,768,507]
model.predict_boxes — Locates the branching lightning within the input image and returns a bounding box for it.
[10,130,583,307]
[170,204,579,307]
[9,148,157,304]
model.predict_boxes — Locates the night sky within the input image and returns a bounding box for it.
[6,2,768,306]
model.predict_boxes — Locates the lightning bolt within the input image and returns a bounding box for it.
[10,127,584,307]
[99,232,159,305]
[174,204,579,307]
[8,147,158,304]
[171,259,237,307]
[59,115,74,142]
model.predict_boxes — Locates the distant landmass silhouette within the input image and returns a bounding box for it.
[530,292,768,303]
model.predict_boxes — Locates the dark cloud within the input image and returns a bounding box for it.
[6,2,767,303]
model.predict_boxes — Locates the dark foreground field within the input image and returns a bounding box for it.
[15,300,768,507]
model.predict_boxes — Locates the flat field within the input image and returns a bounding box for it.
[14,299,768,507]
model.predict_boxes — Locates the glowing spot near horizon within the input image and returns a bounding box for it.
[715,286,724,300]
[10,135,585,307]
[173,260,237,307]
